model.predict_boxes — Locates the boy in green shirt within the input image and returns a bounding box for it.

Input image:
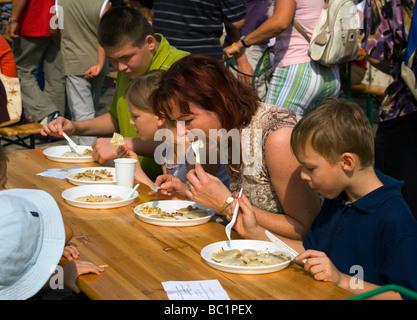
[41,6,188,179]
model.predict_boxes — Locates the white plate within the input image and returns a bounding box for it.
[66,167,117,185]
[201,240,294,274]
[62,185,138,209]
[134,200,215,227]
[43,145,94,163]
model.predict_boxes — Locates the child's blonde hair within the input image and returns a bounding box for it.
[125,69,165,112]
[290,98,374,167]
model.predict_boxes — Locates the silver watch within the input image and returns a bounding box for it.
[240,35,249,48]
[219,195,234,212]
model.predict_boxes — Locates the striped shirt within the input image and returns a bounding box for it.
[152,0,246,61]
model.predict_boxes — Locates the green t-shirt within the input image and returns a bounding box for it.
[108,34,189,179]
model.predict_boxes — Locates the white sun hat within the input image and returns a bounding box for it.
[0,189,66,300]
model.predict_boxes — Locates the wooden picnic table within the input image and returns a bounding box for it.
[5,148,353,300]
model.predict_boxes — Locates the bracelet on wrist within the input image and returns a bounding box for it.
[231,42,240,53]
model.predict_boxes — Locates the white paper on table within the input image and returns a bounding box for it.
[162,280,230,300]
[37,166,80,179]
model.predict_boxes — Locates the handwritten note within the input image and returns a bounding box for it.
[162,280,230,300]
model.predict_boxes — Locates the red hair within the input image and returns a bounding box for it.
[151,54,260,130]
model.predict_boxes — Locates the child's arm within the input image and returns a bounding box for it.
[296,250,403,299]
[117,145,154,186]
[63,222,80,261]
[232,193,305,251]
[84,44,106,79]
[84,1,110,79]
[62,244,79,261]
[63,260,105,293]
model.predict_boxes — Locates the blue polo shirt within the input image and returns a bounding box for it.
[303,170,417,296]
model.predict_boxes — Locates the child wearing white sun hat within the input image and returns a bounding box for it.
[0,188,106,300]
[0,144,105,300]
[0,188,66,300]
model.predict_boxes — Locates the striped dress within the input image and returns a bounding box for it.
[265,0,340,115]
[265,61,340,116]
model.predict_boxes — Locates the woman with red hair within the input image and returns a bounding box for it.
[151,54,320,240]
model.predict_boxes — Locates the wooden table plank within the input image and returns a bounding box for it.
[5,148,353,300]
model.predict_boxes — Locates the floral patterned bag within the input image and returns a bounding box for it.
[0,73,22,127]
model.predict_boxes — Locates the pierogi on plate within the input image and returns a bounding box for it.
[73,169,114,181]
[75,194,123,202]
[141,204,209,220]
[62,148,92,157]
[211,248,291,267]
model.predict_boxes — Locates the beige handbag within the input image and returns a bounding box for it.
[0,72,22,127]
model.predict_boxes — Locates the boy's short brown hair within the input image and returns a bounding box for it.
[290,98,374,167]
[98,6,154,49]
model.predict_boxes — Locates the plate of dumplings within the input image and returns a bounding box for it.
[201,240,294,274]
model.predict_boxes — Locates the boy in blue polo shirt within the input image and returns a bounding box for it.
[289,98,417,299]
[233,98,417,299]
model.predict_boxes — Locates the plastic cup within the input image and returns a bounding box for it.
[114,158,137,188]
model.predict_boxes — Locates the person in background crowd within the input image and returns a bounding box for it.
[362,0,417,219]
[226,0,271,101]
[51,0,111,146]
[152,0,246,61]
[9,0,66,124]
[124,0,153,21]
[223,0,340,116]
[0,35,16,78]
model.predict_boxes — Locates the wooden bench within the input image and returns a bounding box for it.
[0,122,43,149]
[350,83,386,98]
